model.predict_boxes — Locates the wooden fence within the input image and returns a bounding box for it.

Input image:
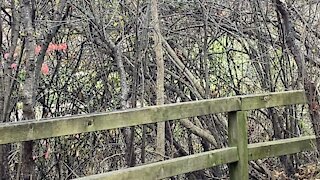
[0,90,315,179]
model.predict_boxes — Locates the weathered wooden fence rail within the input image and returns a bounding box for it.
[0,90,315,179]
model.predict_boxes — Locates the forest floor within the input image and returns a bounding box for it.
[271,163,320,180]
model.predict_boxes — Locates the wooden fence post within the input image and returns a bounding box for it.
[228,111,248,180]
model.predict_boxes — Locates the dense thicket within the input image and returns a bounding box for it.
[1,0,320,179]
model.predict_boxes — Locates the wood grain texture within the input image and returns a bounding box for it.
[248,135,316,160]
[0,96,240,144]
[75,147,238,180]
[240,90,306,110]
[228,111,249,180]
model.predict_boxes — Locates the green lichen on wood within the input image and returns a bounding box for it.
[0,90,306,145]
[76,147,238,180]
[228,111,249,180]
[240,90,306,110]
[0,97,240,145]
[0,90,313,180]
[248,135,316,160]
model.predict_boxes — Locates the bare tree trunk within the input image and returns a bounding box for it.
[0,1,20,178]
[0,18,2,128]
[151,0,165,161]
[200,0,210,98]
[20,0,37,178]
[305,81,320,150]
[2,0,20,123]
[111,39,135,167]
[274,0,320,154]
[180,118,218,147]
[162,38,205,98]
[0,3,9,179]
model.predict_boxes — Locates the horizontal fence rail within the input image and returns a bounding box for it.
[77,147,239,180]
[77,136,316,180]
[248,135,316,160]
[0,90,311,179]
[0,90,306,145]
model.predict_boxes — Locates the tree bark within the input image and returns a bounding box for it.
[20,0,37,178]
[162,37,205,98]
[275,0,320,153]
[0,5,10,178]
[151,0,165,161]
[180,118,218,147]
